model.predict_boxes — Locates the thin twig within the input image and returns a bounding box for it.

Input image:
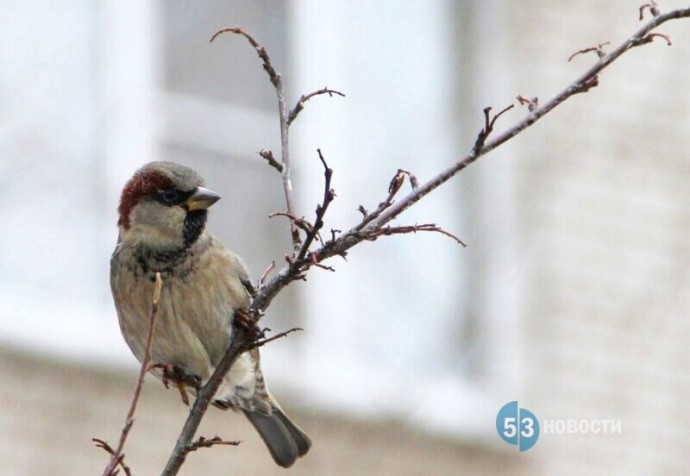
[101,272,162,476]
[186,436,241,453]
[639,1,660,21]
[355,168,419,232]
[210,28,279,87]
[249,327,304,349]
[365,224,467,247]
[293,149,335,265]
[93,438,132,476]
[472,104,515,154]
[359,7,690,233]
[287,87,345,126]
[258,149,283,173]
[258,261,276,289]
[516,95,539,112]
[632,31,672,46]
[268,211,315,235]
[211,27,302,251]
[568,41,611,62]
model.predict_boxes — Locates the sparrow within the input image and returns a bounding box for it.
[110,161,310,468]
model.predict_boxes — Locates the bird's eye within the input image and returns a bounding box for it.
[160,189,179,204]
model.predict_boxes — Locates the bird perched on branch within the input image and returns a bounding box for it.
[110,161,310,468]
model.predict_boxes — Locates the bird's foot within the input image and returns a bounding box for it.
[234,309,261,340]
[148,362,202,406]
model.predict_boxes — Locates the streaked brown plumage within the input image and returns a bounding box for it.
[110,161,310,468]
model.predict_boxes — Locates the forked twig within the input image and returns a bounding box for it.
[186,436,241,453]
[293,149,336,265]
[211,27,301,251]
[288,87,346,126]
[568,41,611,62]
[93,438,132,476]
[472,105,515,154]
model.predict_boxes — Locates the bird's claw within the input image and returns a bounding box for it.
[234,309,261,340]
[148,362,202,406]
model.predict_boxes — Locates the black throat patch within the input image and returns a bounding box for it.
[183,210,208,248]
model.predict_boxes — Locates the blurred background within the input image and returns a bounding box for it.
[1,1,689,475]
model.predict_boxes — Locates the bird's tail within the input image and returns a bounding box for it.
[241,408,311,468]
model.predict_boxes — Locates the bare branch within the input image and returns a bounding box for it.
[100,273,162,476]
[365,224,467,247]
[309,252,336,272]
[293,149,336,264]
[258,149,283,173]
[93,439,132,476]
[568,41,611,62]
[186,436,241,453]
[249,327,304,349]
[355,168,419,233]
[516,95,539,112]
[248,6,690,318]
[160,9,690,475]
[639,1,660,21]
[631,31,672,47]
[210,28,279,87]
[269,211,316,235]
[211,26,302,251]
[472,104,515,154]
[258,261,276,290]
[572,75,600,94]
[287,87,346,126]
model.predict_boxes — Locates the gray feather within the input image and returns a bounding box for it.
[242,409,311,468]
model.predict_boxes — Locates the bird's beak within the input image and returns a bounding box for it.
[185,186,221,211]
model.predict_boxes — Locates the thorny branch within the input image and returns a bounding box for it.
[99,273,163,476]
[156,6,690,475]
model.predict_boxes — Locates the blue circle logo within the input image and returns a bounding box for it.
[496,401,540,451]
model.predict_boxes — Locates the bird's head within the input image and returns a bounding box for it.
[117,161,220,251]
